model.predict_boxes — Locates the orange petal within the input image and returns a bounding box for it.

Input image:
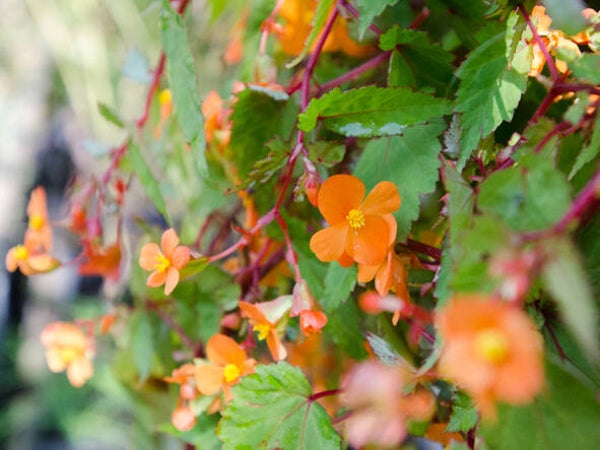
[27,254,60,273]
[170,246,190,270]
[139,243,160,270]
[172,405,197,431]
[164,267,180,295]
[266,331,287,361]
[45,347,68,373]
[27,186,48,218]
[239,301,268,325]
[309,223,348,262]
[5,247,19,272]
[318,175,365,225]
[206,334,247,367]
[346,216,390,265]
[357,263,379,283]
[147,270,167,288]
[374,253,394,296]
[194,364,225,395]
[161,229,179,257]
[361,181,401,216]
[66,357,93,387]
[337,251,355,267]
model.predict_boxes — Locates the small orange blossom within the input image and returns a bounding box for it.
[25,186,52,252]
[310,174,401,266]
[436,295,544,419]
[139,228,190,295]
[40,322,94,388]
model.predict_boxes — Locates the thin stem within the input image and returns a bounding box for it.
[520,4,559,81]
[310,388,342,402]
[341,0,382,36]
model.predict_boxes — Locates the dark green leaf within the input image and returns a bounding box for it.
[447,392,478,433]
[127,143,170,224]
[570,112,600,179]
[298,86,452,137]
[571,54,600,84]
[455,33,527,169]
[97,102,124,128]
[321,262,357,313]
[325,300,368,359]
[480,357,600,450]
[388,50,416,88]
[218,363,341,450]
[306,141,345,167]
[160,0,207,176]
[354,120,446,240]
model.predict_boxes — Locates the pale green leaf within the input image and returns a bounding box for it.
[298,86,452,137]
[97,102,124,128]
[357,0,401,38]
[543,0,587,36]
[130,311,153,381]
[218,363,340,450]
[569,109,600,180]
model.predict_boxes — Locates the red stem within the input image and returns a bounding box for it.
[318,51,391,93]
[519,4,559,81]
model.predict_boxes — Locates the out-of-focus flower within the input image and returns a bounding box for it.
[154,89,173,139]
[171,404,196,431]
[202,91,232,152]
[165,363,201,430]
[276,0,373,57]
[40,322,94,388]
[139,228,190,295]
[5,240,60,276]
[79,240,121,281]
[25,186,52,251]
[436,295,544,419]
[341,360,435,448]
[310,174,401,266]
[194,334,255,404]
[291,281,327,336]
[239,296,292,361]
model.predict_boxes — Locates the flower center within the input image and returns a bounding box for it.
[254,323,271,341]
[475,329,509,364]
[29,214,45,231]
[153,254,171,272]
[346,209,365,229]
[223,363,241,383]
[59,346,81,364]
[14,245,28,261]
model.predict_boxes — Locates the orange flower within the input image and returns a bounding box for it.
[25,186,52,252]
[5,240,60,276]
[436,295,544,419]
[165,363,201,430]
[291,281,327,336]
[194,334,255,404]
[310,174,401,266]
[139,228,190,295]
[79,240,121,281]
[154,89,173,139]
[40,322,94,388]
[202,90,232,151]
[276,0,373,57]
[239,296,292,361]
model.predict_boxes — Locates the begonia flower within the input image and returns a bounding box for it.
[25,186,52,252]
[436,295,544,419]
[40,322,94,388]
[79,240,121,281]
[5,240,60,276]
[310,174,401,266]
[139,228,190,295]
[239,296,292,361]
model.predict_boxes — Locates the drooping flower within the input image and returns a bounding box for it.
[436,295,544,419]
[164,363,201,430]
[341,360,435,448]
[25,186,52,252]
[291,280,327,336]
[310,174,401,266]
[194,334,255,404]
[79,240,121,281]
[139,228,190,295]
[239,296,293,361]
[40,322,94,388]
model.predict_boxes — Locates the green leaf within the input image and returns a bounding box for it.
[325,300,368,359]
[160,0,207,176]
[97,102,124,128]
[357,0,401,38]
[285,0,334,68]
[447,392,478,433]
[298,86,452,137]
[571,53,600,84]
[543,0,587,36]
[235,138,289,190]
[127,143,170,224]
[354,120,446,240]
[480,357,600,450]
[130,311,154,381]
[388,50,415,88]
[306,141,345,167]
[178,257,209,280]
[229,87,289,179]
[321,262,357,313]
[159,414,221,449]
[218,363,341,450]
[442,159,474,250]
[455,33,527,169]
[477,154,570,232]
[570,111,600,179]
[541,237,599,361]
[365,333,403,365]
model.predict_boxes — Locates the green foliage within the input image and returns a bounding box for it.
[455,32,527,169]
[447,392,478,433]
[321,262,357,313]
[356,0,401,38]
[298,86,452,137]
[218,363,341,450]
[480,357,600,450]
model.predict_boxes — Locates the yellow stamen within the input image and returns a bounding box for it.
[223,363,241,383]
[59,346,80,364]
[14,245,28,261]
[153,254,171,272]
[475,329,509,364]
[346,208,365,229]
[29,214,45,231]
[254,323,270,341]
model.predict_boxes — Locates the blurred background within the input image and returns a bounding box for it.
[0,0,234,448]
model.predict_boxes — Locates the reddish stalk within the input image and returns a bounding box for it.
[519,4,559,81]
[318,51,391,94]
